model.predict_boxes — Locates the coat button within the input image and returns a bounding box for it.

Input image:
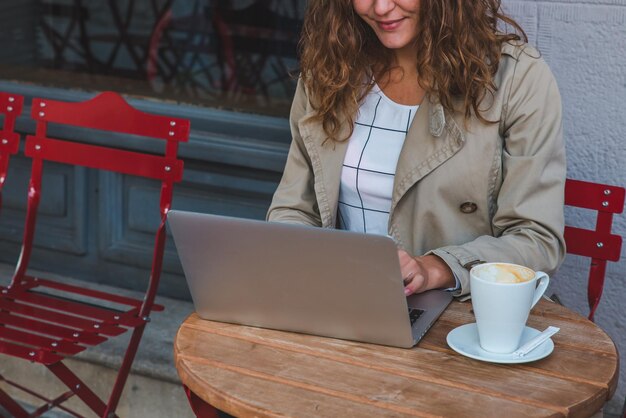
[460,202,478,214]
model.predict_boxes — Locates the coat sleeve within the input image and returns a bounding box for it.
[430,51,567,297]
[266,78,323,226]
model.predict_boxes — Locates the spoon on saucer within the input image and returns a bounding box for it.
[513,326,560,357]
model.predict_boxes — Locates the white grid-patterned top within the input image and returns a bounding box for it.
[338,85,419,236]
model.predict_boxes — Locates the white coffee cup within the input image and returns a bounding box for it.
[470,262,550,354]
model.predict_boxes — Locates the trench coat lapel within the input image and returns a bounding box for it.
[390,98,466,215]
[298,120,349,228]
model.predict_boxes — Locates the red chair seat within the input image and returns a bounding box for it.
[0,274,168,361]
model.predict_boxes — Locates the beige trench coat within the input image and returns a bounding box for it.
[267,43,566,296]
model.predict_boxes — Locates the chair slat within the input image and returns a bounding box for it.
[0,340,64,365]
[0,312,105,345]
[0,299,126,337]
[565,178,625,214]
[33,277,144,308]
[27,278,165,312]
[31,93,190,142]
[13,291,144,327]
[0,326,84,355]
[564,227,622,262]
[25,136,184,182]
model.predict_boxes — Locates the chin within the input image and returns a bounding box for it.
[376,35,413,51]
[380,40,412,50]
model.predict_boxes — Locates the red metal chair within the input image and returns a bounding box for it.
[0,92,24,212]
[564,178,625,321]
[0,92,190,417]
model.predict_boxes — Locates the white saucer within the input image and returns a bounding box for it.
[446,323,554,364]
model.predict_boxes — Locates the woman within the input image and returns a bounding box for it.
[267,0,566,297]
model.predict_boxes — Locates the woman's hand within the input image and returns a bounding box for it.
[397,250,456,296]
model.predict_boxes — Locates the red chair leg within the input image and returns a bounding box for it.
[46,362,108,417]
[184,385,219,418]
[0,385,29,418]
[587,259,607,322]
[104,324,148,416]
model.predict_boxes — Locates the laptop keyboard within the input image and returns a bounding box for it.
[408,307,425,325]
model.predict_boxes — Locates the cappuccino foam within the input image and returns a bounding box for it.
[475,264,534,284]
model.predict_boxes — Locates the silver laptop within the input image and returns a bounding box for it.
[168,210,453,348]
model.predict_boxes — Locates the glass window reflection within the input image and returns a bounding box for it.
[0,0,304,117]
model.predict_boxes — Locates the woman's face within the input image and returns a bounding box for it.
[352,0,421,52]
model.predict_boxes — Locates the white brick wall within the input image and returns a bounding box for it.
[502,1,626,414]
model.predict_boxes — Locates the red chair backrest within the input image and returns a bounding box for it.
[564,178,625,321]
[0,93,24,204]
[27,92,188,180]
[16,91,190,316]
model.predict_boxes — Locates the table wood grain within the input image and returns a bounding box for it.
[174,299,619,418]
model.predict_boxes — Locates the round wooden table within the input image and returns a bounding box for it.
[174,299,619,418]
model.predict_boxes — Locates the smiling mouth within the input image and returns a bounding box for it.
[376,18,405,31]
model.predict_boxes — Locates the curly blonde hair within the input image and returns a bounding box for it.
[299,0,527,142]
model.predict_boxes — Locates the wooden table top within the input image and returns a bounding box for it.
[174,299,619,418]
